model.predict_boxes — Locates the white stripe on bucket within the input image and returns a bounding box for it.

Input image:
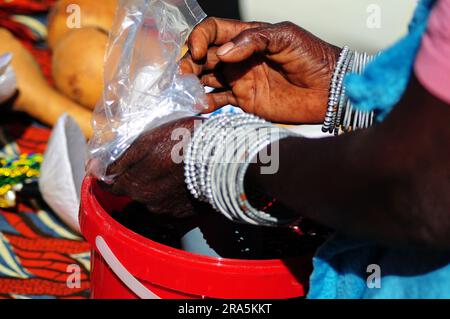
[95,236,161,299]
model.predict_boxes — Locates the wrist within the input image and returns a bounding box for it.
[243,138,301,223]
[310,45,342,123]
[322,48,376,135]
[328,45,342,71]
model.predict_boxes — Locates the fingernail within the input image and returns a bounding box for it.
[217,42,235,56]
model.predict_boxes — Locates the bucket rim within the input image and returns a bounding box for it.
[80,176,309,268]
[80,176,311,298]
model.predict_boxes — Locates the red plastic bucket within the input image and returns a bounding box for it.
[79,176,313,299]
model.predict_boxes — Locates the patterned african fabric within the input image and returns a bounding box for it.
[0,0,56,14]
[0,0,91,298]
[0,116,91,299]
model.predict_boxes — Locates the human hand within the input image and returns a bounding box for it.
[180,18,340,123]
[101,117,200,218]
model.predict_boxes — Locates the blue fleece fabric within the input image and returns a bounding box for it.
[308,235,450,299]
[307,0,450,299]
[345,0,436,119]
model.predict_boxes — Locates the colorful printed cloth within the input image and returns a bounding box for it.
[0,0,55,82]
[0,0,91,298]
[0,116,91,299]
[0,0,55,14]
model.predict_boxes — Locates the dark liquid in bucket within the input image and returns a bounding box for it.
[111,201,329,260]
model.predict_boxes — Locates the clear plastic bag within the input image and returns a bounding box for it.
[87,0,207,182]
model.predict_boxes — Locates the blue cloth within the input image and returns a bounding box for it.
[307,0,450,299]
[308,235,450,299]
[345,0,436,120]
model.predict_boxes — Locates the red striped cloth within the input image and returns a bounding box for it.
[0,115,91,299]
[0,0,56,14]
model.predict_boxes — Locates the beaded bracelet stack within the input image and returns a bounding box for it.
[322,46,376,135]
[184,113,296,227]
[184,46,377,226]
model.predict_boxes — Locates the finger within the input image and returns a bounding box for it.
[201,73,227,89]
[180,47,222,76]
[179,54,203,75]
[216,23,292,63]
[202,91,238,113]
[188,17,269,61]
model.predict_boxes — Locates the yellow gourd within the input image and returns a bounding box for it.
[47,0,118,49]
[0,28,93,138]
[52,27,107,110]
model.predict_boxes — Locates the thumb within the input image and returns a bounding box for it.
[216,25,286,63]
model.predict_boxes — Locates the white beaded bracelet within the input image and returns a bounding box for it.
[322,46,350,133]
[184,113,297,226]
[323,47,377,135]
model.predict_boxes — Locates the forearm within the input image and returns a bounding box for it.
[246,76,450,248]
[246,124,396,240]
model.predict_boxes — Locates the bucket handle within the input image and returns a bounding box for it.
[95,235,161,299]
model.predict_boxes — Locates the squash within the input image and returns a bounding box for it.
[47,0,118,49]
[0,28,93,138]
[52,27,107,110]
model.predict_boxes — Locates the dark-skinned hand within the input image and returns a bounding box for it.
[101,18,342,217]
[100,117,201,219]
[180,17,340,123]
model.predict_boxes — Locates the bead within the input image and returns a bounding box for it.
[1,153,43,208]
